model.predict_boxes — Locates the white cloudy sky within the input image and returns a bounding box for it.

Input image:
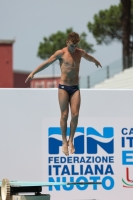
[0,0,121,76]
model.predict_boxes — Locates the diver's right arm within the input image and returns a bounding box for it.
[25,50,63,83]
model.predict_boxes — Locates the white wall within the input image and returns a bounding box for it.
[0,89,133,200]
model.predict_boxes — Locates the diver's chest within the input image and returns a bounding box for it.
[62,54,80,65]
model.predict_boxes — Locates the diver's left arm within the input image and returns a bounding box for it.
[81,50,102,68]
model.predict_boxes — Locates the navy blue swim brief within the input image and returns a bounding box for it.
[58,84,79,96]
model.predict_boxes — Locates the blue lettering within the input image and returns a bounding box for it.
[48,177,60,191]
[122,137,125,147]
[74,157,79,163]
[60,157,66,163]
[53,165,61,175]
[48,157,53,163]
[80,165,83,175]
[129,128,133,135]
[48,176,114,191]
[127,137,133,147]
[72,165,79,175]
[109,156,114,163]
[80,157,85,163]
[122,128,128,135]
[54,157,59,163]
[85,165,93,175]
[90,176,100,190]
[67,157,72,163]
[121,128,133,136]
[76,177,88,190]
[102,176,114,190]
[61,165,70,175]
[95,157,101,163]
[122,151,133,165]
[48,165,52,175]
[62,177,74,191]
[105,165,114,175]
[95,165,103,174]
[101,157,107,163]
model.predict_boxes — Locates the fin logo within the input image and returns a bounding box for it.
[48,127,84,154]
[87,127,114,154]
[48,127,114,154]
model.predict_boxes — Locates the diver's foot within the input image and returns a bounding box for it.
[68,140,75,154]
[62,142,69,156]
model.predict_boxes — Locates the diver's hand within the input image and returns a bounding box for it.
[95,61,102,68]
[25,73,34,83]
